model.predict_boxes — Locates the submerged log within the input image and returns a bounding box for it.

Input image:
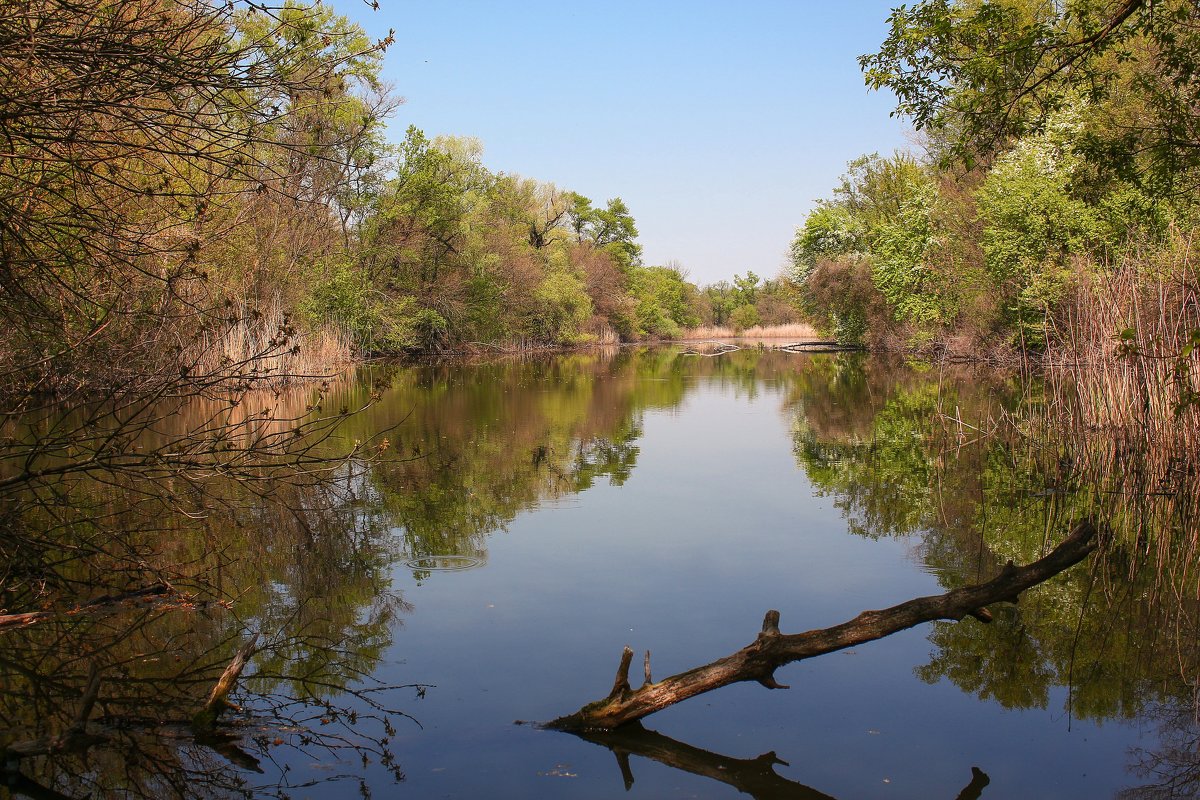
[772,341,865,353]
[0,583,172,632]
[548,519,1099,731]
[192,633,259,732]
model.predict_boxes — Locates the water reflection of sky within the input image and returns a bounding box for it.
[363,357,1147,799]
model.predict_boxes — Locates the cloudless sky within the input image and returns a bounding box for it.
[327,0,912,285]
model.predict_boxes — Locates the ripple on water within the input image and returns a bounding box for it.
[404,554,485,571]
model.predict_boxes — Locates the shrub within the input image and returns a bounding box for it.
[729,304,760,333]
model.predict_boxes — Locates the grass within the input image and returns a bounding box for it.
[1044,234,1199,442]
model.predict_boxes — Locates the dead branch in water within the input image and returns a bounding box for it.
[192,633,260,732]
[0,584,173,632]
[548,519,1099,731]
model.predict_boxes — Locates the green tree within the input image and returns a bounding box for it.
[861,0,1200,191]
[789,204,863,283]
[0,0,391,391]
[789,153,932,344]
[729,304,760,332]
[568,195,643,271]
[629,265,702,338]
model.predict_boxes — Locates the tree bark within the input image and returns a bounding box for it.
[548,519,1099,731]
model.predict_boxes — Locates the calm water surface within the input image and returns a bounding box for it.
[4,347,1196,799]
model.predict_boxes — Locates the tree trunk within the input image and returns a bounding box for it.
[548,519,1099,731]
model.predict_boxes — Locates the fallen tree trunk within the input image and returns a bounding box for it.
[548,519,1099,732]
[772,341,865,353]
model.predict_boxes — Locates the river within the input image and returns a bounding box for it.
[2,346,1196,799]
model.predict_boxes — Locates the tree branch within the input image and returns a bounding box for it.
[0,583,173,632]
[192,633,259,732]
[548,519,1099,731]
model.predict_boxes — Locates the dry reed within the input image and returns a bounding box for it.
[1040,232,1200,576]
[188,298,354,387]
[679,322,819,340]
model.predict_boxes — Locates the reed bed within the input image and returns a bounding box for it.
[679,322,819,340]
[188,299,355,387]
[1039,233,1200,578]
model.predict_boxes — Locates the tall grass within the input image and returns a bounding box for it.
[1046,234,1199,430]
[679,322,819,340]
[1040,231,1200,573]
[189,298,354,387]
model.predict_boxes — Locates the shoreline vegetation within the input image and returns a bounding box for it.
[5,1,1200,795]
[5,0,1195,444]
[0,0,810,407]
[2,0,1197,601]
[782,0,1200,472]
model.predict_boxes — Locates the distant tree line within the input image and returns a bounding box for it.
[0,0,808,401]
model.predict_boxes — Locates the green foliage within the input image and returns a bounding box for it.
[302,265,421,354]
[0,0,395,389]
[832,307,869,346]
[862,0,1200,191]
[789,204,862,282]
[833,0,1200,357]
[729,304,760,333]
[696,271,804,332]
[349,127,673,349]
[629,265,701,339]
[870,182,945,328]
[973,103,1145,344]
[568,195,643,271]
[791,152,941,344]
[533,270,593,345]
[236,1,382,87]
[731,271,758,304]
[791,89,1184,351]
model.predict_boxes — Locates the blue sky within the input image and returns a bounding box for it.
[329,1,911,285]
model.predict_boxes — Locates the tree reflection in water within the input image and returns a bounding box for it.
[5,347,1200,796]
[1,466,416,799]
[574,723,990,800]
[788,352,1200,797]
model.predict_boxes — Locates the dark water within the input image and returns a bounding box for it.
[3,347,1198,799]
